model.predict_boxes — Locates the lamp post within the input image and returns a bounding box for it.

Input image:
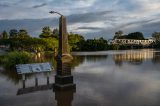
[49,11,72,61]
[49,11,63,16]
[49,11,75,90]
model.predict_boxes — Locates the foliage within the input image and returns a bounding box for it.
[80,37,108,51]
[109,44,129,50]
[42,38,58,51]
[114,30,123,39]
[52,28,59,39]
[114,31,145,40]
[152,32,160,41]
[1,51,33,68]
[68,33,85,51]
[17,29,30,38]
[9,29,18,38]
[0,38,45,52]
[1,30,9,39]
[39,26,53,38]
[126,32,145,40]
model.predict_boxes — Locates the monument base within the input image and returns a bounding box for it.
[53,75,76,90]
[53,83,76,91]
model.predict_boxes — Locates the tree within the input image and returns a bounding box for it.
[152,32,160,41]
[18,29,30,38]
[114,30,123,39]
[52,28,59,39]
[126,32,144,40]
[68,33,85,51]
[9,29,18,38]
[80,37,108,51]
[2,30,9,39]
[39,26,52,38]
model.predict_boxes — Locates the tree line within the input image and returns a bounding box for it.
[0,28,160,52]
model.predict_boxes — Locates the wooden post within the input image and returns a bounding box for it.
[35,74,38,86]
[22,74,25,88]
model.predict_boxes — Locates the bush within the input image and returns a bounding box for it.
[1,51,33,69]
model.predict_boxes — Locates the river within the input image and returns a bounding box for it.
[0,49,160,106]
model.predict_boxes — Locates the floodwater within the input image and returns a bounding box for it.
[0,49,160,106]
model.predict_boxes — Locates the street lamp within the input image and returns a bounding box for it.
[50,11,75,91]
[49,11,63,16]
[49,10,70,57]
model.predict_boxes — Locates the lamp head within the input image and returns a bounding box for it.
[49,11,55,14]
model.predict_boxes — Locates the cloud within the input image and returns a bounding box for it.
[77,27,103,30]
[0,3,10,7]
[32,3,47,8]
[0,0,160,39]
[68,10,114,24]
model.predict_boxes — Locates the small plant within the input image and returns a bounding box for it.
[1,51,33,69]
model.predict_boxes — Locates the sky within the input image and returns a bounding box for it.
[0,0,160,39]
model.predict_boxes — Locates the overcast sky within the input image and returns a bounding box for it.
[0,0,160,39]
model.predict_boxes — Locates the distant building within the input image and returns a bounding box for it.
[111,38,155,46]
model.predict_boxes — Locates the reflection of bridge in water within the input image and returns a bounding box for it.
[113,49,154,65]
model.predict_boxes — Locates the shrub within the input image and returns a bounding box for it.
[1,51,33,69]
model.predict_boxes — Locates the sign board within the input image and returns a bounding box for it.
[16,62,53,74]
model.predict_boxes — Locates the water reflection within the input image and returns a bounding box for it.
[54,88,76,106]
[113,49,159,66]
[72,56,85,69]
[152,51,160,64]
[1,49,160,106]
[85,55,108,62]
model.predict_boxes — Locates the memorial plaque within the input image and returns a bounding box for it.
[16,62,52,74]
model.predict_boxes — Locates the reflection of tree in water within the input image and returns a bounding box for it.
[34,52,56,66]
[0,53,55,84]
[85,55,108,62]
[71,56,85,69]
[152,52,160,64]
[1,68,21,84]
[114,58,123,66]
[0,68,51,85]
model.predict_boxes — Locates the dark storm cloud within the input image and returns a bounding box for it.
[77,27,103,30]
[0,3,10,7]
[0,13,159,38]
[68,10,114,24]
[84,19,160,39]
[32,3,47,8]
[0,18,59,37]
[118,19,157,29]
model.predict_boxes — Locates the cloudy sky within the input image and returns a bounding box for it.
[0,0,160,39]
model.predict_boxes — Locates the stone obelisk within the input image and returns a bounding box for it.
[53,15,75,90]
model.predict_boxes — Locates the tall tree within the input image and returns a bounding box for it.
[2,30,9,39]
[114,30,123,39]
[126,32,144,40]
[68,33,85,51]
[18,29,30,38]
[39,26,52,38]
[52,28,59,39]
[9,29,18,38]
[152,32,160,41]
